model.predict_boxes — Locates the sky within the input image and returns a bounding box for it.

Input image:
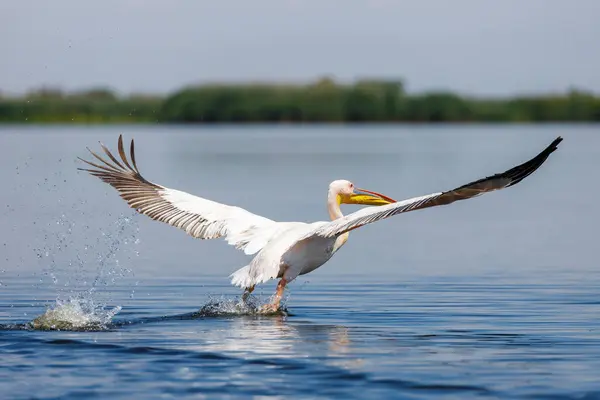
[1,0,599,96]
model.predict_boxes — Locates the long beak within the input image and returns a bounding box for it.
[347,188,397,206]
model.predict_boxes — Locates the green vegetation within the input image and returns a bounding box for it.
[0,88,162,123]
[2,79,600,123]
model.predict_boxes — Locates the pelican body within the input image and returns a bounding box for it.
[228,181,396,307]
[79,135,562,311]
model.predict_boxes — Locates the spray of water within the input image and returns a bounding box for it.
[1,155,142,330]
[192,293,290,317]
[30,297,122,331]
[30,210,140,331]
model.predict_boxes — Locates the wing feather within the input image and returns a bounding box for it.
[78,134,278,255]
[310,136,563,239]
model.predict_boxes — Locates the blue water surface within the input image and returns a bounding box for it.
[1,125,599,399]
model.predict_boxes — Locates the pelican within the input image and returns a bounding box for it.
[78,135,562,311]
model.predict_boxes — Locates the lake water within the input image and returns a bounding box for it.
[0,124,599,399]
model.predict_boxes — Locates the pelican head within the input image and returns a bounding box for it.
[330,180,396,206]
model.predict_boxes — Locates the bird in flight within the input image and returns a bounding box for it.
[78,135,562,311]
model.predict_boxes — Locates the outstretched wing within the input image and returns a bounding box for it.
[78,135,278,255]
[309,136,563,239]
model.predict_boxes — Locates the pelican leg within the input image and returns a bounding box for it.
[242,285,255,302]
[261,278,287,312]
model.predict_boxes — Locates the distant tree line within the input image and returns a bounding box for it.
[1,79,600,123]
[0,88,162,123]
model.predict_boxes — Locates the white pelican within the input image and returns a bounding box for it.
[78,135,562,311]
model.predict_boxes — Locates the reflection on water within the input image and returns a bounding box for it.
[186,315,351,359]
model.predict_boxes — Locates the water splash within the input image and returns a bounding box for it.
[33,211,139,295]
[2,155,141,330]
[30,296,121,331]
[28,211,140,331]
[192,294,289,317]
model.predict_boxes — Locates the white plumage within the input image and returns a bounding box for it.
[79,135,562,310]
[159,188,278,255]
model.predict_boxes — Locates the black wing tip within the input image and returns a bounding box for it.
[77,134,134,168]
[504,136,563,188]
[537,135,563,161]
[77,134,159,187]
[548,136,563,153]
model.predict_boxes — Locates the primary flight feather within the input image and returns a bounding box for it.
[78,135,562,311]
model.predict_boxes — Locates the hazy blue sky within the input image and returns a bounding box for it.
[1,0,598,96]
